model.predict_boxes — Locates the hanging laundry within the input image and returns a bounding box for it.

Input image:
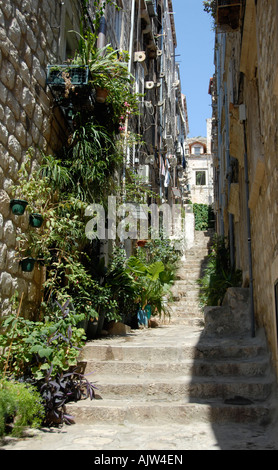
[164,169,170,187]
[161,157,165,176]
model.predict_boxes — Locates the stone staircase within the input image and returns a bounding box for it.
[170,230,212,325]
[66,230,277,439]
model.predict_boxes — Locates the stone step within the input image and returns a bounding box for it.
[65,233,277,435]
[173,280,201,287]
[170,303,201,310]
[182,255,209,262]
[170,310,202,318]
[170,314,203,321]
[169,317,204,327]
[82,355,271,378]
[81,331,268,363]
[66,398,274,426]
[176,273,202,280]
[171,305,201,312]
[78,375,273,402]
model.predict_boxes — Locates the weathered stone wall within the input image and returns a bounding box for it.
[215,0,278,372]
[106,0,130,51]
[0,0,67,318]
[248,0,278,368]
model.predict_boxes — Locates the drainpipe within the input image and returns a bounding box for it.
[216,35,224,236]
[128,0,136,77]
[224,82,235,268]
[123,0,136,192]
[243,117,256,338]
[97,1,107,51]
[159,3,166,200]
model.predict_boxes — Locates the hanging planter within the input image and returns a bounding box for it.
[20,257,36,272]
[10,199,28,215]
[29,213,44,228]
[46,65,89,87]
[95,87,109,104]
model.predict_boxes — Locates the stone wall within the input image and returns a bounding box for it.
[186,155,214,206]
[212,0,278,373]
[248,0,278,368]
[0,0,68,318]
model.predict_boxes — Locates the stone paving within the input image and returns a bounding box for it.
[1,323,278,451]
[1,231,278,451]
[1,409,278,450]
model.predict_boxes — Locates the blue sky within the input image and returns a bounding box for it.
[172,0,215,138]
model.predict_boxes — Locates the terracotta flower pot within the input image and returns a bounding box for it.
[137,240,148,247]
[96,87,109,104]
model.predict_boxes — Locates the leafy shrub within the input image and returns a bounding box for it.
[0,300,86,381]
[0,300,95,427]
[198,235,242,308]
[104,248,140,324]
[143,238,181,270]
[0,379,44,437]
[193,203,214,231]
[127,256,176,318]
[37,366,96,426]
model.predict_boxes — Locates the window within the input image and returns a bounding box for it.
[115,10,122,44]
[194,146,202,156]
[196,171,206,186]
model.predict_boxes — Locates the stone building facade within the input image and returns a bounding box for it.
[0,0,66,318]
[0,0,187,318]
[184,120,214,206]
[210,0,278,375]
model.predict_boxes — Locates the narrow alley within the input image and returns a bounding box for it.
[2,231,278,451]
[3,0,278,454]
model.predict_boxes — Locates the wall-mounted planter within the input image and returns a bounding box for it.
[29,213,44,228]
[10,199,28,215]
[20,257,36,272]
[46,65,89,87]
